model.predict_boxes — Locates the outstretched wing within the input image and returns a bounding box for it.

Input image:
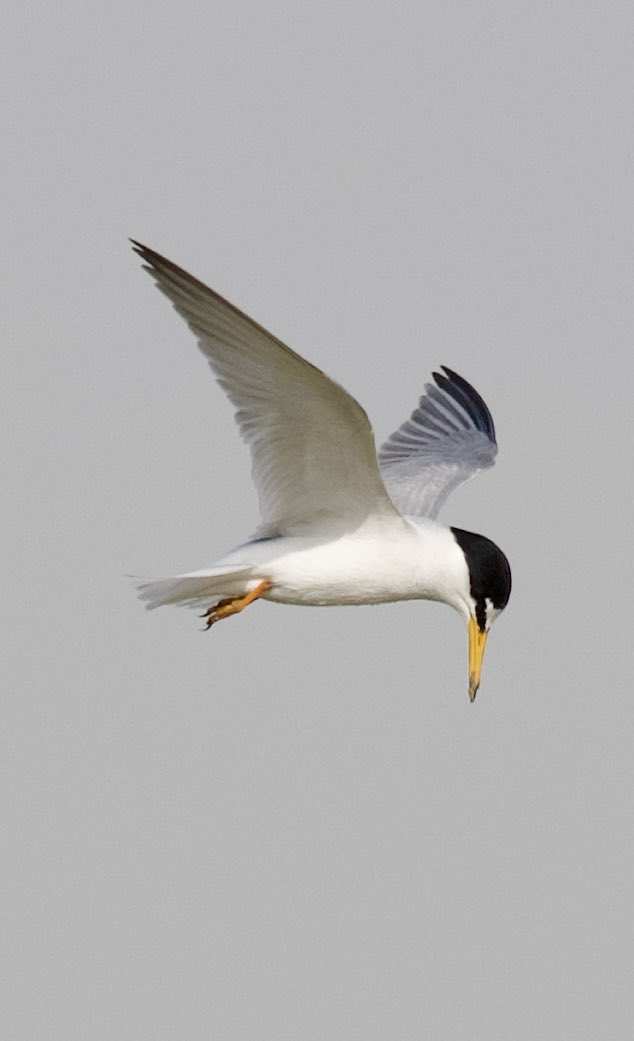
[132,242,398,537]
[378,367,498,519]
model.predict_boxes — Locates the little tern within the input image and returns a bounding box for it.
[132,242,511,701]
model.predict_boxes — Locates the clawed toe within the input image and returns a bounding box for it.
[197,580,272,632]
[199,597,234,630]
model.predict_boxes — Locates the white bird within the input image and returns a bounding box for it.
[132,242,511,701]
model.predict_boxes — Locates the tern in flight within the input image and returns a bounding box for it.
[133,242,511,701]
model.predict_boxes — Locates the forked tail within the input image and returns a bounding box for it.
[136,564,254,611]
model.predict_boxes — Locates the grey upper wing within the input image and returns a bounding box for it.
[378,367,498,519]
[132,242,398,537]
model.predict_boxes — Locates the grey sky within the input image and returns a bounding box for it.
[3,2,633,1038]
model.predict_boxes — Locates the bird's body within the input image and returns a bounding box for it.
[246,517,466,608]
[150,516,467,610]
[132,242,511,700]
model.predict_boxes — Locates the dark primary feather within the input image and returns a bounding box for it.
[434,367,497,441]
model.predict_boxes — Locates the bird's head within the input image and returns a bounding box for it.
[449,528,512,701]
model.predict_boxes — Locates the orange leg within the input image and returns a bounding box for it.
[201,578,272,630]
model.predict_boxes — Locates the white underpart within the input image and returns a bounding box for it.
[138,517,472,619]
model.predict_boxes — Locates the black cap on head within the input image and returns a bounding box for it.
[451,528,512,630]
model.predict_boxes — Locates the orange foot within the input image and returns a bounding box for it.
[200,578,272,631]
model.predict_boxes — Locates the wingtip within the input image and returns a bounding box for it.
[432,364,460,384]
[130,238,154,261]
[432,365,497,443]
[439,364,458,380]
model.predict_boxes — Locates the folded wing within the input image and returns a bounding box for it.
[133,242,398,537]
[378,367,498,519]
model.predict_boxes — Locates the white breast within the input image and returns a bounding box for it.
[222,517,469,608]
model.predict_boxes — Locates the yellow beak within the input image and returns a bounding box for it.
[468,616,489,702]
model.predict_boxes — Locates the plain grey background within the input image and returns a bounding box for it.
[3,2,633,1038]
